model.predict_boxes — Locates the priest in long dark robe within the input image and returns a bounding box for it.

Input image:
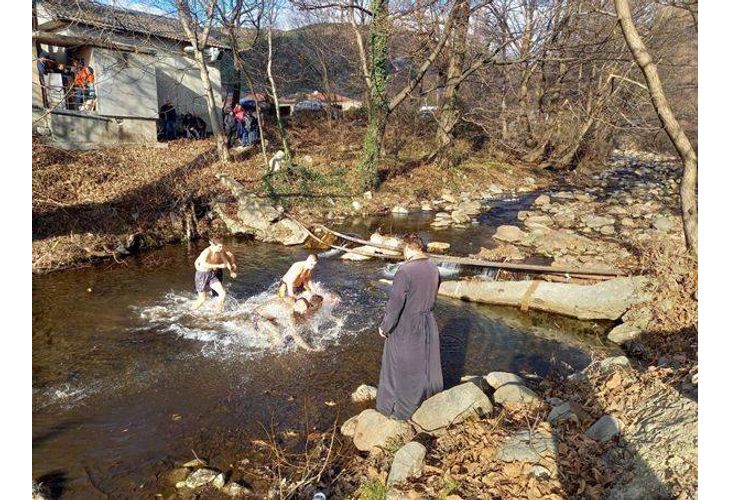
[376,234,444,420]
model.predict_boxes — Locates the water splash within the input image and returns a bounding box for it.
[133,282,351,357]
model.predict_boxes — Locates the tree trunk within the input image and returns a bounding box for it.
[176,0,230,162]
[192,50,230,163]
[267,28,292,165]
[614,0,698,255]
[358,0,390,192]
[436,0,469,150]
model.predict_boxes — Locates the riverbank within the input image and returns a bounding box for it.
[143,146,696,498]
[32,119,551,273]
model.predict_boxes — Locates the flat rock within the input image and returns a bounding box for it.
[392,206,409,214]
[352,409,415,452]
[411,382,493,433]
[607,322,644,344]
[351,384,377,402]
[495,429,558,463]
[427,242,451,253]
[494,225,529,244]
[652,214,673,232]
[586,415,623,442]
[486,372,525,390]
[493,384,540,406]
[387,441,427,485]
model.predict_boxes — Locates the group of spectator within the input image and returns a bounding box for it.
[159,100,207,141]
[36,49,96,111]
[224,101,260,148]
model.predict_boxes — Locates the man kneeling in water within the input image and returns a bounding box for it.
[254,294,323,351]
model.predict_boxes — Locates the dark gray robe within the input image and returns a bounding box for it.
[376,257,443,420]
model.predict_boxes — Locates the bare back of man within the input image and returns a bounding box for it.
[254,295,323,351]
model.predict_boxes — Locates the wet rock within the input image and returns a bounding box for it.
[392,206,409,214]
[184,468,219,488]
[533,194,551,207]
[493,384,540,407]
[352,384,377,402]
[450,210,471,224]
[494,225,529,244]
[411,382,493,433]
[607,322,644,344]
[166,467,190,485]
[485,372,525,390]
[183,458,208,468]
[427,242,451,253]
[495,429,558,463]
[586,415,623,442]
[341,245,376,260]
[351,409,415,452]
[387,441,427,485]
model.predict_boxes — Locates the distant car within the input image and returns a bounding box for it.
[294,100,325,112]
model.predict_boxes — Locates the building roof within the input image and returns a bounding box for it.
[38,0,229,48]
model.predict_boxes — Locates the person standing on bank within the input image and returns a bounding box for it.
[376,234,443,420]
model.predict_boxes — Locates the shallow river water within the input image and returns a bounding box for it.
[32,196,619,497]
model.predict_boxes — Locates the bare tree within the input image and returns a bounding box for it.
[614,0,697,255]
[176,0,231,162]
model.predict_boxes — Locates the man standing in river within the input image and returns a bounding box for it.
[376,234,443,420]
[192,235,237,312]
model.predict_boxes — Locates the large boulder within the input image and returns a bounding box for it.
[351,409,415,452]
[411,382,493,433]
[437,277,653,321]
[387,442,427,485]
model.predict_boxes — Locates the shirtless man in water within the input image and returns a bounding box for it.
[192,236,237,312]
[279,254,318,298]
[254,294,323,350]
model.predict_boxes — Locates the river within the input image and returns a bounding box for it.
[32,196,618,497]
